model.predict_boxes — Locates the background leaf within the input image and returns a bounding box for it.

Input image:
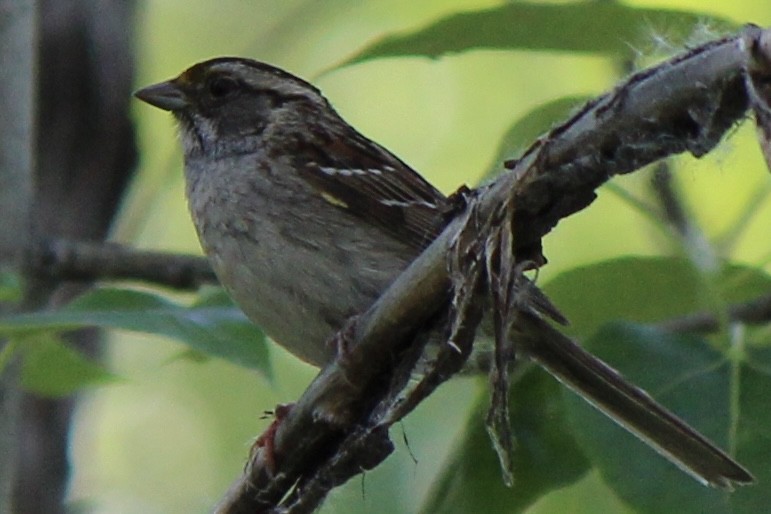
[420,371,590,514]
[734,345,771,512]
[0,270,22,303]
[19,334,120,397]
[482,95,590,181]
[339,3,736,67]
[564,323,770,513]
[543,257,771,338]
[0,288,271,378]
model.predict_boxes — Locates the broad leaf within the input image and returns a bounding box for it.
[542,257,771,338]
[19,334,119,396]
[420,371,589,514]
[340,3,734,67]
[564,323,770,513]
[0,287,271,377]
[482,96,589,181]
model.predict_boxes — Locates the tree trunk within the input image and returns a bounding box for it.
[12,2,138,512]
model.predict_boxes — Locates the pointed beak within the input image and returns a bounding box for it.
[134,80,188,111]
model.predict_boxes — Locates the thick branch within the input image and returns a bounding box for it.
[215,26,770,513]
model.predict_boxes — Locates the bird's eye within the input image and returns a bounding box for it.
[207,76,239,99]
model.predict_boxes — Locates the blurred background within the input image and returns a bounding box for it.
[54,1,771,512]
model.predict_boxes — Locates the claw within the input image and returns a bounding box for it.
[326,316,359,364]
[250,403,294,475]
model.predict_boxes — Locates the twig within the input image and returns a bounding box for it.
[655,293,771,334]
[27,238,216,290]
[650,164,718,271]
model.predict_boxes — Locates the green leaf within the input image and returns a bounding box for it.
[482,96,589,182]
[543,257,771,338]
[734,345,771,512]
[420,371,590,514]
[0,288,271,377]
[19,334,119,396]
[339,3,735,67]
[0,338,19,375]
[564,323,769,513]
[0,269,22,303]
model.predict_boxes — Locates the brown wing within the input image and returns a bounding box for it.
[298,125,448,250]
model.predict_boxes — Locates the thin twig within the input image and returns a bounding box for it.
[655,293,771,334]
[28,238,216,290]
[650,164,718,271]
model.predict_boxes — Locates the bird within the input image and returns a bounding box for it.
[135,57,754,489]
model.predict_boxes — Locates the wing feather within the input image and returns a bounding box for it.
[298,126,448,250]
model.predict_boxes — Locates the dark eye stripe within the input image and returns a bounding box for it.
[207,76,239,99]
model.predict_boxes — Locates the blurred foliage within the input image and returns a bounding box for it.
[19,333,120,396]
[543,257,771,338]
[338,2,735,66]
[481,95,590,181]
[419,371,590,514]
[567,323,771,513]
[0,287,270,378]
[6,0,771,513]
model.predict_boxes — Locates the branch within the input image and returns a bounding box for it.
[215,26,771,513]
[27,238,216,290]
[655,293,771,334]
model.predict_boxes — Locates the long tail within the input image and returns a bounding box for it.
[514,312,754,490]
